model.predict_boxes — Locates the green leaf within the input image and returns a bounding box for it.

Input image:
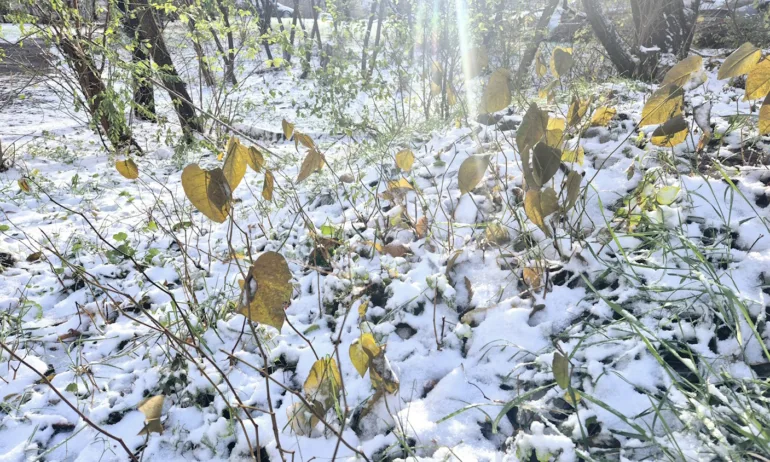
[553,352,569,389]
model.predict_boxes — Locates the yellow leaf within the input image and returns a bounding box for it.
[223,137,248,191]
[304,357,342,411]
[349,333,379,377]
[458,155,489,195]
[539,80,558,99]
[535,49,547,78]
[523,267,541,288]
[358,300,369,318]
[745,59,770,101]
[18,178,31,193]
[662,55,703,86]
[478,68,511,114]
[551,47,573,78]
[238,251,293,330]
[656,186,680,205]
[137,395,164,435]
[181,164,231,223]
[718,42,761,80]
[562,147,585,166]
[297,149,324,183]
[541,187,559,217]
[295,132,315,149]
[387,178,413,191]
[415,216,428,238]
[262,170,274,201]
[524,189,549,236]
[395,149,415,171]
[641,84,684,126]
[553,352,570,389]
[564,390,582,407]
[485,222,510,244]
[282,119,295,140]
[651,116,689,147]
[115,159,139,180]
[567,96,590,126]
[590,107,616,127]
[369,350,399,394]
[246,146,265,172]
[761,93,770,136]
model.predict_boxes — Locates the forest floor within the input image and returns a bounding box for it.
[1,22,770,462]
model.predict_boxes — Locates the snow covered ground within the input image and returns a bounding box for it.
[1,22,770,462]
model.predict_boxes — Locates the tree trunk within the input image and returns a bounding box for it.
[364,0,386,81]
[215,0,237,84]
[118,0,155,120]
[515,0,560,86]
[582,0,639,78]
[131,0,202,133]
[361,0,378,77]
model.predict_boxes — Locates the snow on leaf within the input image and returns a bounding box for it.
[590,107,616,127]
[656,186,680,205]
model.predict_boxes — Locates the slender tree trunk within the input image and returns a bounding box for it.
[132,0,202,133]
[118,0,155,120]
[215,0,237,84]
[582,0,638,78]
[515,0,560,86]
[361,0,378,77]
[186,15,216,88]
[365,0,386,81]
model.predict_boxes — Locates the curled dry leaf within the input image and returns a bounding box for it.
[181,164,231,223]
[239,251,293,330]
[415,216,428,238]
[395,149,415,171]
[18,178,31,193]
[651,116,689,147]
[567,96,590,127]
[246,146,265,172]
[662,55,703,86]
[551,47,573,78]
[304,357,342,412]
[553,352,570,389]
[115,159,139,180]
[295,132,315,149]
[641,84,684,126]
[458,155,489,195]
[478,68,511,115]
[262,170,274,201]
[383,243,410,258]
[718,42,761,80]
[297,148,325,183]
[138,395,164,435]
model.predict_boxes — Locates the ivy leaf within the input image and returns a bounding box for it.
[662,55,703,86]
[304,357,342,412]
[746,59,770,101]
[551,47,573,78]
[181,164,231,223]
[553,352,569,390]
[651,116,689,147]
[478,68,511,115]
[238,251,293,330]
[458,155,489,195]
[395,149,415,171]
[718,42,761,80]
[115,159,139,180]
[641,83,684,126]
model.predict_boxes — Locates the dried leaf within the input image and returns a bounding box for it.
[246,147,265,172]
[561,147,585,166]
[641,84,684,126]
[590,107,616,127]
[18,178,31,193]
[746,59,770,101]
[286,402,319,436]
[541,187,559,217]
[181,164,231,223]
[485,222,510,244]
[551,47,573,78]
[651,116,689,147]
[295,132,315,149]
[662,55,703,86]
[464,276,474,302]
[524,189,550,236]
[479,68,511,115]
[262,170,274,201]
[565,171,582,210]
[458,155,489,195]
[137,395,164,435]
[395,149,415,171]
[383,243,410,258]
[297,149,325,183]
[553,352,569,389]
[282,119,295,139]
[369,351,399,394]
[532,142,561,188]
[387,178,413,191]
[304,357,342,411]
[718,42,761,80]
[761,93,770,136]
[239,252,293,330]
[523,267,541,288]
[415,216,428,238]
[115,159,139,180]
[567,96,590,126]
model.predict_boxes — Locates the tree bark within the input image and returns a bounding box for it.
[361,0,378,77]
[118,0,155,120]
[515,0,560,86]
[582,0,638,78]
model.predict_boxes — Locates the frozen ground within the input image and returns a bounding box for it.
[1,23,770,462]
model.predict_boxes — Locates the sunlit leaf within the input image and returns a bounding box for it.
[295,132,315,149]
[304,357,342,411]
[181,164,231,223]
[532,142,561,188]
[523,267,541,288]
[662,55,703,86]
[545,118,566,147]
[395,149,415,171]
[479,68,511,114]
[718,42,761,80]
[223,138,248,191]
[745,59,770,101]
[262,170,274,201]
[641,83,684,126]
[651,116,689,147]
[239,251,293,330]
[524,189,550,236]
[551,47,573,78]
[590,107,616,127]
[561,147,584,166]
[458,155,489,195]
[115,159,139,180]
[387,178,413,191]
[553,352,569,389]
[349,332,379,377]
[656,186,680,205]
[567,96,590,126]
[138,395,164,435]
[297,148,325,183]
